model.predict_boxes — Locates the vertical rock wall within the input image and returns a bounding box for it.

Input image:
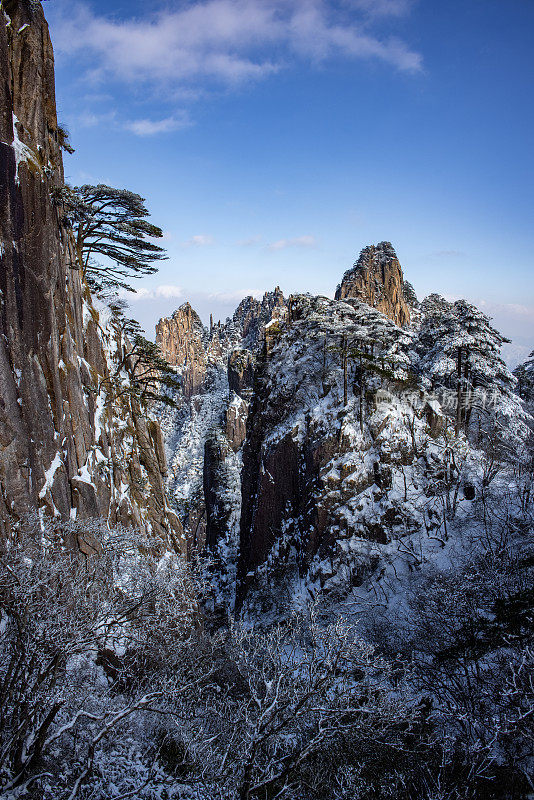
[0,0,183,547]
[155,303,208,398]
[335,242,411,327]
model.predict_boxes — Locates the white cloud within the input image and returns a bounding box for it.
[76,110,190,136]
[123,284,183,302]
[182,234,215,247]
[155,285,185,299]
[268,235,317,251]
[124,115,191,136]
[49,0,422,97]
[477,299,534,319]
[77,110,117,127]
[348,0,413,18]
[236,235,263,246]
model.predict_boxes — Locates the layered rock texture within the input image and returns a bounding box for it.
[156,303,208,398]
[155,287,287,400]
[158,288,287,599]
[0,0,181,545]
[335,241,411,327]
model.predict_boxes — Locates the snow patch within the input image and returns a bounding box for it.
[38,452,63,499]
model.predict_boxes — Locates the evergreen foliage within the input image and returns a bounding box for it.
[57,184,167,293]
[328,302,412,418]
[402,280,418,308]
[108,310,181,409]
[415,298,514,431]
[53,183,179,409]
[514,350,534,402]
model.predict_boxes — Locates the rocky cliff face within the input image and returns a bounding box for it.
[159,281,479,615]
[160,258,511,614]
[155,303,208,398]
[335,241,411,327]
[235,295,432,611]
[155,288,287,402]
[233,286,285,345]
[0,0,182,546]
[156,288,287,611]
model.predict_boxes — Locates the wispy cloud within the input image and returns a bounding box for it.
[76,109,191,136]
[348,0,414,18]
[123,284,183,302]
[236,235,263,247]
[77,110,117,128]
[50,0,422,95]
[124,114,192,136]
[268,235,317,251]
[477,300,534,320]
[182,234,215,247]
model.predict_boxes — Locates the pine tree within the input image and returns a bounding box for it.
[107,312,181,409]
[402,280,418,308]
[513,350,534,403]
[56,183,166,293]
[330,303,412,427]
[416,298,514,433]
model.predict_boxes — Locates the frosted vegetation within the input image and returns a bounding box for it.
[0,488,532,799]
[2,280,530,798]
[2,166,533,797]
[3,0,531,788]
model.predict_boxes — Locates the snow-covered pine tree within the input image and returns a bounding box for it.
[330,300,413,426]
[402,280,419,309]
[415,298,515,433]
[513,350,534,403]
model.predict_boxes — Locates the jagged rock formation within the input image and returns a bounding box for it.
[158,243,527,613]
[157,288,287,609]
[156,303,208,398]
[160,284,471,613]
[228,349,255,398]
[156,288,287,403]
[160,265,418,597]
[335,242,411,327]
[233,286,285,344]
[236,294,418,607]
[0,0,182,545]
[226,393,248,451]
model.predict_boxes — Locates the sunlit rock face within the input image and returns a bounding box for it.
[0,0,182,546]
[335,241,411,327]
[156,303,208,398]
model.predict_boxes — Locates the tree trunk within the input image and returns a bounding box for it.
[342,333,348,407]
[463,350,472,430]
[455,346,463,435]
[359,355,364,433]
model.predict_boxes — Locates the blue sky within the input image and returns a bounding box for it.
[45,0,534,364]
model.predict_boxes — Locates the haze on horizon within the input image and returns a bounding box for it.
[45,0,534,367]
